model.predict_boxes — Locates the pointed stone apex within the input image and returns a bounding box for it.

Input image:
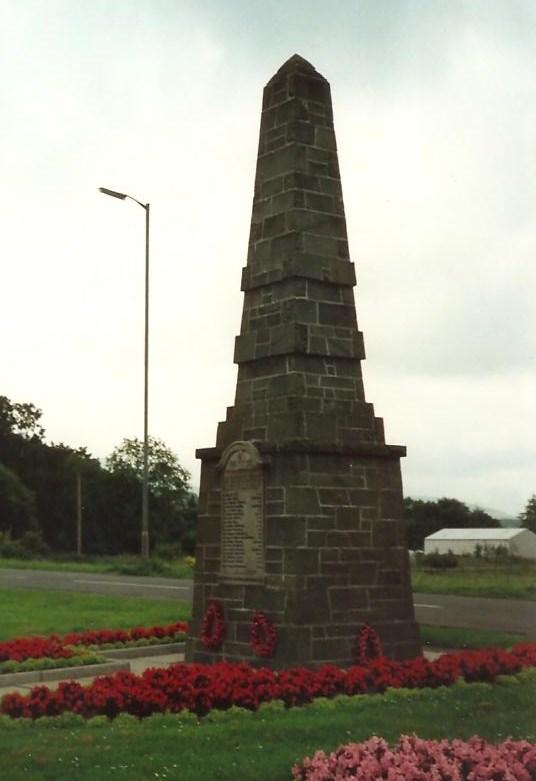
[277,54,317,75]
[266,54,327,87]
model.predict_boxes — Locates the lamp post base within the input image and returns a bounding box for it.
[141,531,150,560]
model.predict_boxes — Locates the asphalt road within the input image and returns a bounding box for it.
[1,568,535,635]
[0,568,193,602]
[413,592,535,635]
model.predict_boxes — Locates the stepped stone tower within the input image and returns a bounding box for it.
[186,55,421,667]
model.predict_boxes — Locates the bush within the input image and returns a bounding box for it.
[474,543,515,561]
[292,735,536,780]
[0,530,50,559]
[423,550,458,569]
[152,541,184,560]
[180,529,196,556]
[114,556,168,576]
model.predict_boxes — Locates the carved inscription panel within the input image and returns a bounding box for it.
[221,443,264,579]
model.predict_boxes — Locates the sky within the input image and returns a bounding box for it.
[1,0,534,518]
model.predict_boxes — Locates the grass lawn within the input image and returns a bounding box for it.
[1,585,533,651]
[0,588,189,642]
[411,557,536,600]
[419,623,536,650]
[1,672,534,781]
[1,582,535,780]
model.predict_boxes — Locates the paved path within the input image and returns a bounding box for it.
[0,648,186,699]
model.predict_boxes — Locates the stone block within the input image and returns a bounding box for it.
[380,490,403,519]
[288,209,347,239]
[244,585,286,612]
[275,98,310,125]
[277,625,312,665]
[372,520,400,547]
[318,487,350,506]
[328,586,369,612]
[285,582,330,623]
[319,302,357,328]
[312,637,351,663]
[315,126,337,150]
[303,411,336,442]
[285,486,321,515]
[263,212,286,238]
[287,120,315,144]
[284,547,320,575]
[258,144,307,181]
[266,518,307,547]
[234,332,257,364]
[260,175,285,198]
[289,73,331,103]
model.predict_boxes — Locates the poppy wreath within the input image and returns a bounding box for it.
[201,601,226,649]
[356,623,383,665]
[250,611,277,658]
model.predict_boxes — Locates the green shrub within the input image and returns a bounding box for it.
[152,541,184,560]
[0,530,50,560]
[114,556,167,576]
[423,551,458,569]
[180,529,196,556]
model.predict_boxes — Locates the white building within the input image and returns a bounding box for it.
[423,527,536,560]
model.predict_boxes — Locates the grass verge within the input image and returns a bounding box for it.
[0,671,534,781]
[411,558,536,600]
[419,624,536,650]
[0,555,194,579]
[0,588,190,642]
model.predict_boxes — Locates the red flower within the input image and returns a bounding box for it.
[2,640,536,722]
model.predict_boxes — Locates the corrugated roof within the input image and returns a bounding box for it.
[425,527,525,541]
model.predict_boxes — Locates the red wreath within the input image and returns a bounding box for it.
[356,623,383,665]
[250,611,277,658]
[201,601,226,649]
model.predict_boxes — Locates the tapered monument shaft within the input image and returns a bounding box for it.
[186,55,420,667]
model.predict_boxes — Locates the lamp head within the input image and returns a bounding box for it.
[99,187,127,200]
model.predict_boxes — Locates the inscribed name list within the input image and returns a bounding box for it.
[221,468,264,578]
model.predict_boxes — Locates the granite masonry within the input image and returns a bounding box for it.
[185,55,421,667]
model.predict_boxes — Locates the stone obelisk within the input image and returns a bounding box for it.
[186,55,421,667]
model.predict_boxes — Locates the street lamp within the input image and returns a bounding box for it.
[99,186,151,560]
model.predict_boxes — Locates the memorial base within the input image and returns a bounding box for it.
[185,441,421,668]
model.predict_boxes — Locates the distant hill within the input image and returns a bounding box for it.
[408,495,518,527]
[466,504,518,526]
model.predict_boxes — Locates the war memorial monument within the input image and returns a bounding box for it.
[185,55,421,667]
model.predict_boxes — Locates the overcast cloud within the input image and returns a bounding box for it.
[1,0,534,517]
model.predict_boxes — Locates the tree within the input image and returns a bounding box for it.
[404,496,500,550]
[518,494,536,534]
[0,462,37,536]
[0,395,44,441]
[107,436,190,498]
[106,436,194,551]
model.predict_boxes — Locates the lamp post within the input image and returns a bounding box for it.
[99,187,150,560]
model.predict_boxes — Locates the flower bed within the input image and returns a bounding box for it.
[61,622,188,650]
[292,735,536,780]
[0,622,188,665]
[2,643,535,721]
[0,649,106,676]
